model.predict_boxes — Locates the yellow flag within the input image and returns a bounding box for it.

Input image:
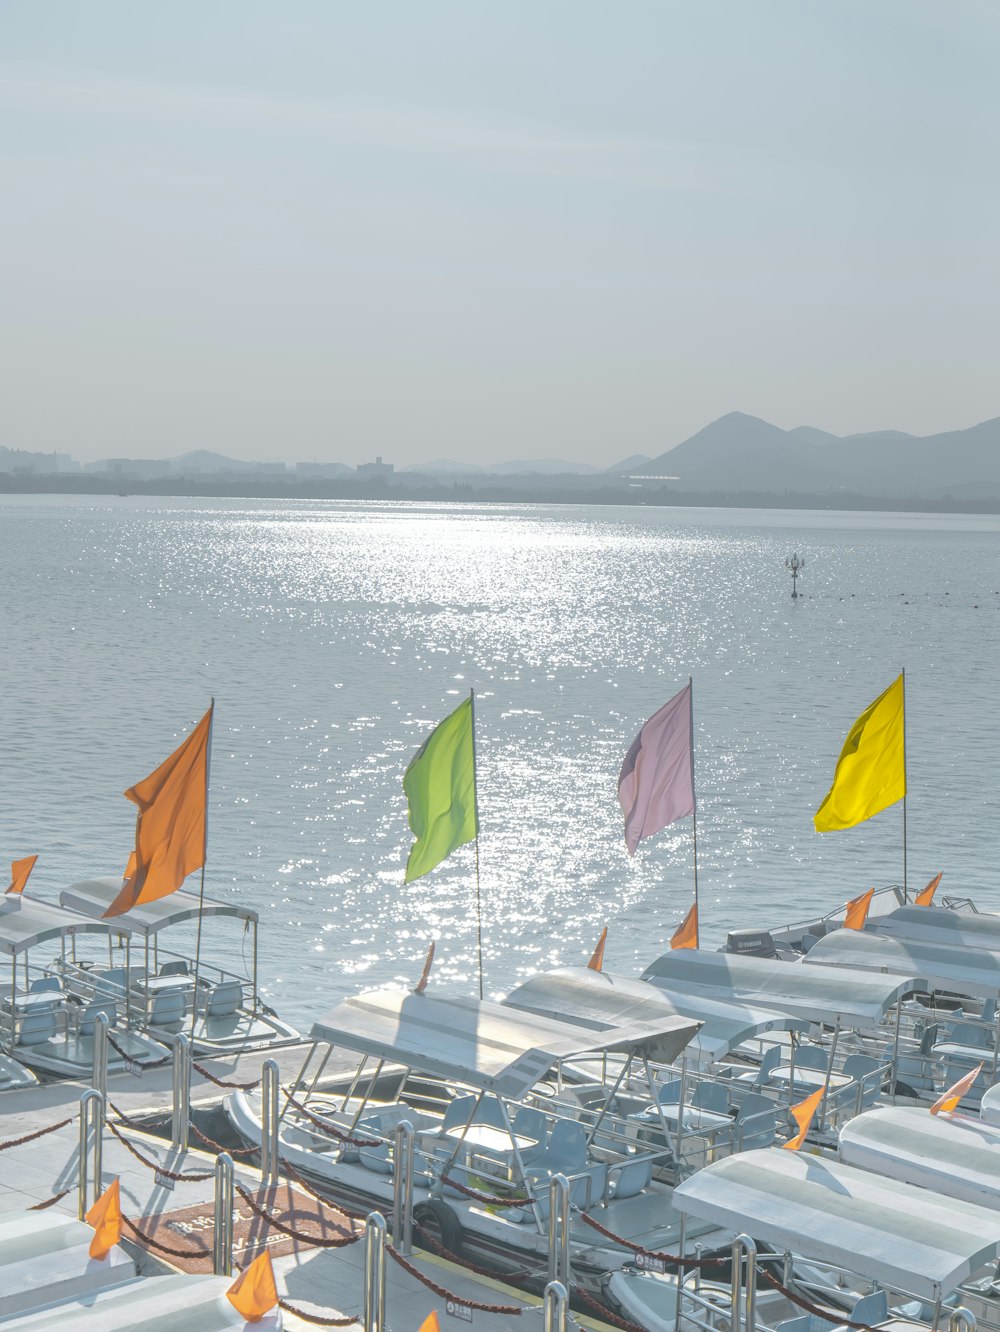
[915,872,942,906]
[814,676,906,832]
[931,1063,983,1116]
[671,903,698,951]
[782,1086,825,1150]
[844,887,875,930]
[85,1178,122,1259]
[588,926,608,971]
[227,1250,279,1322]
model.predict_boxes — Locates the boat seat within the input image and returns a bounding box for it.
[774,1316,839,1332]
[159,961,189,977]
[94,968,128,999]
[512,1106,548,1163]
[204,980,243,1017]
[149,988,186,1032]
[359,1143,394,1175]
[442,1095,478,1132]
[16,1008,58,1048]
[735,1046,781,1088]
[851,1291,889,1326]
[692,1082,729,1115]
[793,1044,829,1073]
[475,1094,509,1131]
[79,1000,117,1036]
[949,1021,989,1050]
[734,1093,776,1150]
[841,1055,884,1111]
[28,976,62,996]
[609,1157,653,1199]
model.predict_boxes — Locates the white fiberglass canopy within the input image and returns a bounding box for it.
[60,878,257,936]
[878,906,1000,954]
[0,895,129,957]
[839,1105,1000,1210]
[806,929,1000,1000]
[504,966,807,1067]
[673,1146,1000,1301]
[640,948,926,1028]
[982,1084,1000,1129]
[309,987,701,1101]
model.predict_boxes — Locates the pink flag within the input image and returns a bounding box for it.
[618,683,695,856]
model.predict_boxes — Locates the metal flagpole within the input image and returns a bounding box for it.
[901,668,907,901]
[190,699,215,1035]
[469,689,483,999]
[689,677,699,930]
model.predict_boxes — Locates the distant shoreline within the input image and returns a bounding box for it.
[2,473,1000,514]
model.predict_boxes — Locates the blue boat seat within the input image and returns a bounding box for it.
[692,1082,729,1114]
[95,968,128,999]
[851,1291,888,1326]
[841,1055,883,1111]
[609,1158,653,1199]
[735,1093,776,1150]
[735,1046,781,1088]
[359,1143,393,1175]
[149,988,186,1032]
[16,1008,58,1047]
[29,976,62,996]
[205,980,243,1017]
[512,1106,548,1163]
[79,1000,117,1036]
[442,1096,478,1132]
[160,961,189,977]
[793,1044,828,1072]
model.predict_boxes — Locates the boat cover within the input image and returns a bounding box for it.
[504,966,807,1067]
[640,949,925,1028]
[60,878,258,935]
[839,1105,1000,1210]
[309,987,701,1100]
[806,929,1000,1000]
[878,906,1000,953]
[0,895,129,956]
[982,1083,1000,1129]
[672,1146,1000,1300]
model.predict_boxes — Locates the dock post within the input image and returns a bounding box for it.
[91,1012,108,1104]
[392,1120,415,1255]
[77,1089,105,1219]
[260,1058,280,1186]
[547,1173,570,1288]
[363,1212,387,1332]
[731,1234,758,1332]
[171,1033,191,1151]
[950,1310,977,1332]
[544,1280,568,1332]
[213,1152,235,1276]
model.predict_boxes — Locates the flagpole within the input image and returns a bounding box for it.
[469,689,483,1000]
[901,667,907,901]
[689,677,699,927]
[190,699,215,1035]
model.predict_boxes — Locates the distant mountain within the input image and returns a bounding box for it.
[401,459,485,475]
[635,412,836,492]
[171,449,257,473]
[404,457,599,476]
[788,426,840,445]
[606,453,652,473]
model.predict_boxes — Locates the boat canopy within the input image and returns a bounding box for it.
[504,966,806,1067]
[878,905,1000,954]
[806,929,1000,1000]
[981,1084,1000,1129]
[673,1146,1000,1301]
[60,878,258,936]
[839,1105,1000,1211]
[0,895,129,957]
[308,987,702,1101]
[640,949,926,1028]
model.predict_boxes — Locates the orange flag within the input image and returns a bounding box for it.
[588,926,608,971]
[844,887,875,931]
[915,872,943,907]
[931,1062,983,1116]
[419,1315,442,1332]
[414,941,435,994]
[782,1086,825,1150]
[227,1249,279,1322]
[85,1178,122,1259]
[671,903,698,950]
[7,855,38,896]
[122,850,137,883]
[104,705,214,918]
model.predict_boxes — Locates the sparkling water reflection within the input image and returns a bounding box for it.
[2,495,999,1027]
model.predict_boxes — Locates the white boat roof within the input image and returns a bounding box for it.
[878,905,1000,953]
[60,878,258,935]
[839,1105,1000,1211]
[309,986,702,1100]
[806,929,1000,999]
[504,966,807,1066]
[673,1146,1000,1301]
[0,895,129,957]
[640,949,925,1028]
[982,1083,1000,1129]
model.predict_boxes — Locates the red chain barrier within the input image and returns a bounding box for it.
[276,1159,376,1225]
[233,1182,361,1249]
[107,1119,215,1182]
[413,1221,539,1286]
[275,1298,359,1328]
[193,1061,261,1091]
[282,1093,381,1147]
[577,1209,726,1270]
[757,1267,883,1332]
[387,1242,524,1316]
[121,1212,211,1261]
[576,1284,652,1332]
[0,1117,72,1151]
[106,1030,170,1068]
[188,1120,258,1157]
[29,1189,71,1212]
[438,1172,531,1208]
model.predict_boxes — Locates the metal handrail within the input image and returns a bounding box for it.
[392,1120,415,1255]
[171,1032,191,1150]
[78,1088,105,1219]
[213,1153,234,1276]
[547,1174,570,1288]
[543,1280,568,1332]
[363,1212,387,1332]
[260,1058,280,1185]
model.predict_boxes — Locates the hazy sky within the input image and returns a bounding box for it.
[3,2,998,467]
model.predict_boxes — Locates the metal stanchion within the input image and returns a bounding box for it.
[213,1152,235,1276]
[731,1233,758,1332]
[363,1212,387,1332]
[950,1309,977,1332]
[260,1058,280,1186]
[392,1120,415,1256]
[171,1033,191,1152]
[547,1174,570,1288]
[92,1012,108,1103]
[78,1089,105,1219]
[544,1280,568,1332]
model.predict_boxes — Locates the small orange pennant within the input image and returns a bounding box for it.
[7,855,38,896]
[782,1086,825,1150]
[85,1178,122,1259]
[588,926,608,971]
[122,850,137,884]
[671,903,698,951]
[844,887,875,931]
[419,1315,442,1332]
[414,941,435,994]
[915,872,943,907]
[227,1250,279,1322]
[931,1062,983,1116]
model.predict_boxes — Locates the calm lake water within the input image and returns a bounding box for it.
[2,495,998,1028]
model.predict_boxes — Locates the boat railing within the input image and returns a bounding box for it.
[768,883,906,945]
[53,950,258,1029]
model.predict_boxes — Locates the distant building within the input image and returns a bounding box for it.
[86,458,172,479]
[296,462,350,478]
[357,455,394,477]
[254,462,287,476]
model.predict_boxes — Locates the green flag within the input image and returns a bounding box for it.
[404,695,479,883]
